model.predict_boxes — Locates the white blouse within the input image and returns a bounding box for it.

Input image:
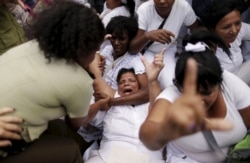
[157,71,250,163]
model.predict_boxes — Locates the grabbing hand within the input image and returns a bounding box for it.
[104,34,112,40]
[87,52,105,78]
[93,91,110,111]
[0,107,23,147]
[145,29,175,44]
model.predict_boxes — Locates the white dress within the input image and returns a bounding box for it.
[86,93,165,163]
[99,4,131,51]
[101,45,145,90]
[156,71,250,163]
[216,23,250,73]
[100,5,130,27]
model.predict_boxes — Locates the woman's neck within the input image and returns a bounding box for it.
[108,2,123,10]
[207,91,227,118]
[113,52,126,60]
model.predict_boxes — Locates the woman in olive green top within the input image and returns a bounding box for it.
[0,1,105,162]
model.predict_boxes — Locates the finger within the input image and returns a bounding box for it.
[104,34,112,40]
[185,108,206,132]
[0,140,12,147]
[159,40,166,44]
[0,107,15,116]
[168,31,176,38]
[0,130,22,140]
[0,116,23,123]
[162,37,171,44]
[0,125,22,139]
[154,50,165,69]
[183,58,197,95]
[0,122,23,133]
[155,48,165,61]
[162,31,175,43]
[204,118,233,131]
[159,48,166,57]
[162,30,176,39]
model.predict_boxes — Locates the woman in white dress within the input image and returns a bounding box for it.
[139,30,249,163]
[193,0,250,86]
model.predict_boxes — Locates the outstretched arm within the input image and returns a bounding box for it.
[129,29,175,54]
[140,48,165,108]
[139,59,233,150]
[81,91,110,127]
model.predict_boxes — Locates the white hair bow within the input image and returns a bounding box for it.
[185,42,209,52]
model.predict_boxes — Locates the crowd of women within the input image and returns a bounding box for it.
[0,0,250,162]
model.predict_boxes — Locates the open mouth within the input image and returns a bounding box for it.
[123,88,133,94]
[228,35,236,39]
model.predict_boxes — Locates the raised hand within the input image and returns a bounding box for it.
[167,59,233,138]
[87,52,104,78]
[0,107,23,147]
[99,54,106,76]
[139,59,233,150]
[140,48,165,82]
[145,29,175,44]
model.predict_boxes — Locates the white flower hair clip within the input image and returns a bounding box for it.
[185,42,209,52]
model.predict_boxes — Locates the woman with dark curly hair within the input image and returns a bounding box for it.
[0,1,105,162]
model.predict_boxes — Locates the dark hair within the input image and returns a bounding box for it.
[192,0,214,22]
[106,16,138,42]
[182,29,231,58]
[193,0,241,29]
[33,1,105,63]
[116,68,135,83]
[174,31,224,91]
[125,0,135,17]
[238,0,250,13]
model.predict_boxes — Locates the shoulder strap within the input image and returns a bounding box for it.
[141,17,167,54]
[202,130,227,157]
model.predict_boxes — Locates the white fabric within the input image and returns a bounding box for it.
[101,5,130,27]
[134,0,148,11]
[99,5,130,51]
[156,71,250,163]
[144,46,177,89]
[100,45,145,90]
[137,0,196,54]
[185,42,208,52]
[70,0,90,7]
[216,23,250,73]
[86,92,164,163]
[136,0,197,89]
[241,8,250,60]
[236,59,250,86]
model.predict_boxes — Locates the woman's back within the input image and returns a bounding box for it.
[0,40,93,142]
